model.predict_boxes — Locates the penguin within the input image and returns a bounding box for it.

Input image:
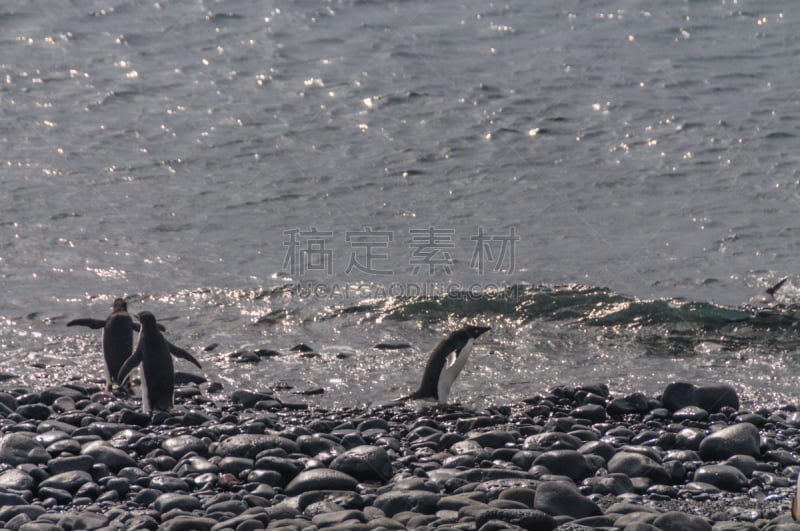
[116,311,202,414]
[748,276,788,307]
[67,298,144,390]
[403,325,491,404]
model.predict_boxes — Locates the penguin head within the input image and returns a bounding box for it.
[112,298,128,313]
[463,325,491,339]
[136,311,158,332]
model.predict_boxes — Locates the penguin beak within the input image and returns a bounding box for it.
[474,326,491,338]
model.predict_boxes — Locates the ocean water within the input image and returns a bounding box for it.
[2,0,800,409]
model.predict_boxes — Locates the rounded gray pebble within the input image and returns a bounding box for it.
[283,468,359,496]
[699,424,760,461]
[533,481,601,519]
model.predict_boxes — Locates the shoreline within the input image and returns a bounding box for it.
[0,381,797,530]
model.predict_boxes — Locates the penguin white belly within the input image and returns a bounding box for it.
[793,470,800,520]
[437,339,473,403]
[102,363,113,389]
[141,368,150,414]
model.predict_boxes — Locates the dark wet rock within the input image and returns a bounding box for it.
[0,433,50,466]
[764,449,800,467]
[159,515,217,531]
[533,449,593,482]
[39,386,86,405]
[311,509,366,527]
[47,454,94,475]
[115,409,151,426]
[230,390,278,408]
[0,504,46,524]
[735,412,767,427]
[162,435,207,459]
[571,403,606,423]
[498,487,536,508]
[663,382,739,413]
[294,490,365,512]
[296,386,324,395]
[652,511,713,531]
[217,456,253,475]
[329,444,393,482]
[583,473,634,495]
[469,430,516,448]
[722,454,758,478]
[150,474,190,492]
[81,440,137,471]
[154,492,203,513]
[673,405,710,422]
[374,342,411,350]
[374,489,440,517]
[72,512,109,529]
[175,455,218,476]
[608,451,670,484]
[79,421,130,439]
[578,440,616,462]
[0,492,30,509]
[210,512,270,531]
[607,392,650,415]
[38,470,92,494]
[17,403,52,420]
[474,508,558,530]
[228,350,261,363]
[693,464,748,491]
[0,467,35,491]
[19,522,64,531]
[214,433,299,457]
[297,434,346,456]
[533,481,601,519]
[675,427,705,451]
[698,423,760,460]
[284,468,359,496]
[253,455,303,482]
[523,432,583,450]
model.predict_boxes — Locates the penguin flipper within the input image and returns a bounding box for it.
[169,343,202,369]
[67,318,106,329]
[767,276,789,296]
[131,322,164,333]
[117,349,142,385]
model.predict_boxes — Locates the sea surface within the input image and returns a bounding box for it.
[2,0,800,409]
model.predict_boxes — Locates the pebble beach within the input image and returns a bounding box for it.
[0,379,798,531]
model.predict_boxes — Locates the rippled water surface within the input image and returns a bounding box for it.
[2,1,800,408]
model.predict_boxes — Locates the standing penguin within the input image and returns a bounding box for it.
[116,311,202,414]
[67,298,140,390]
[403,325,491,404]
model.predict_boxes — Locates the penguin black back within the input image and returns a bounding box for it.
[103,298,136,389]
[67,297,135,390]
